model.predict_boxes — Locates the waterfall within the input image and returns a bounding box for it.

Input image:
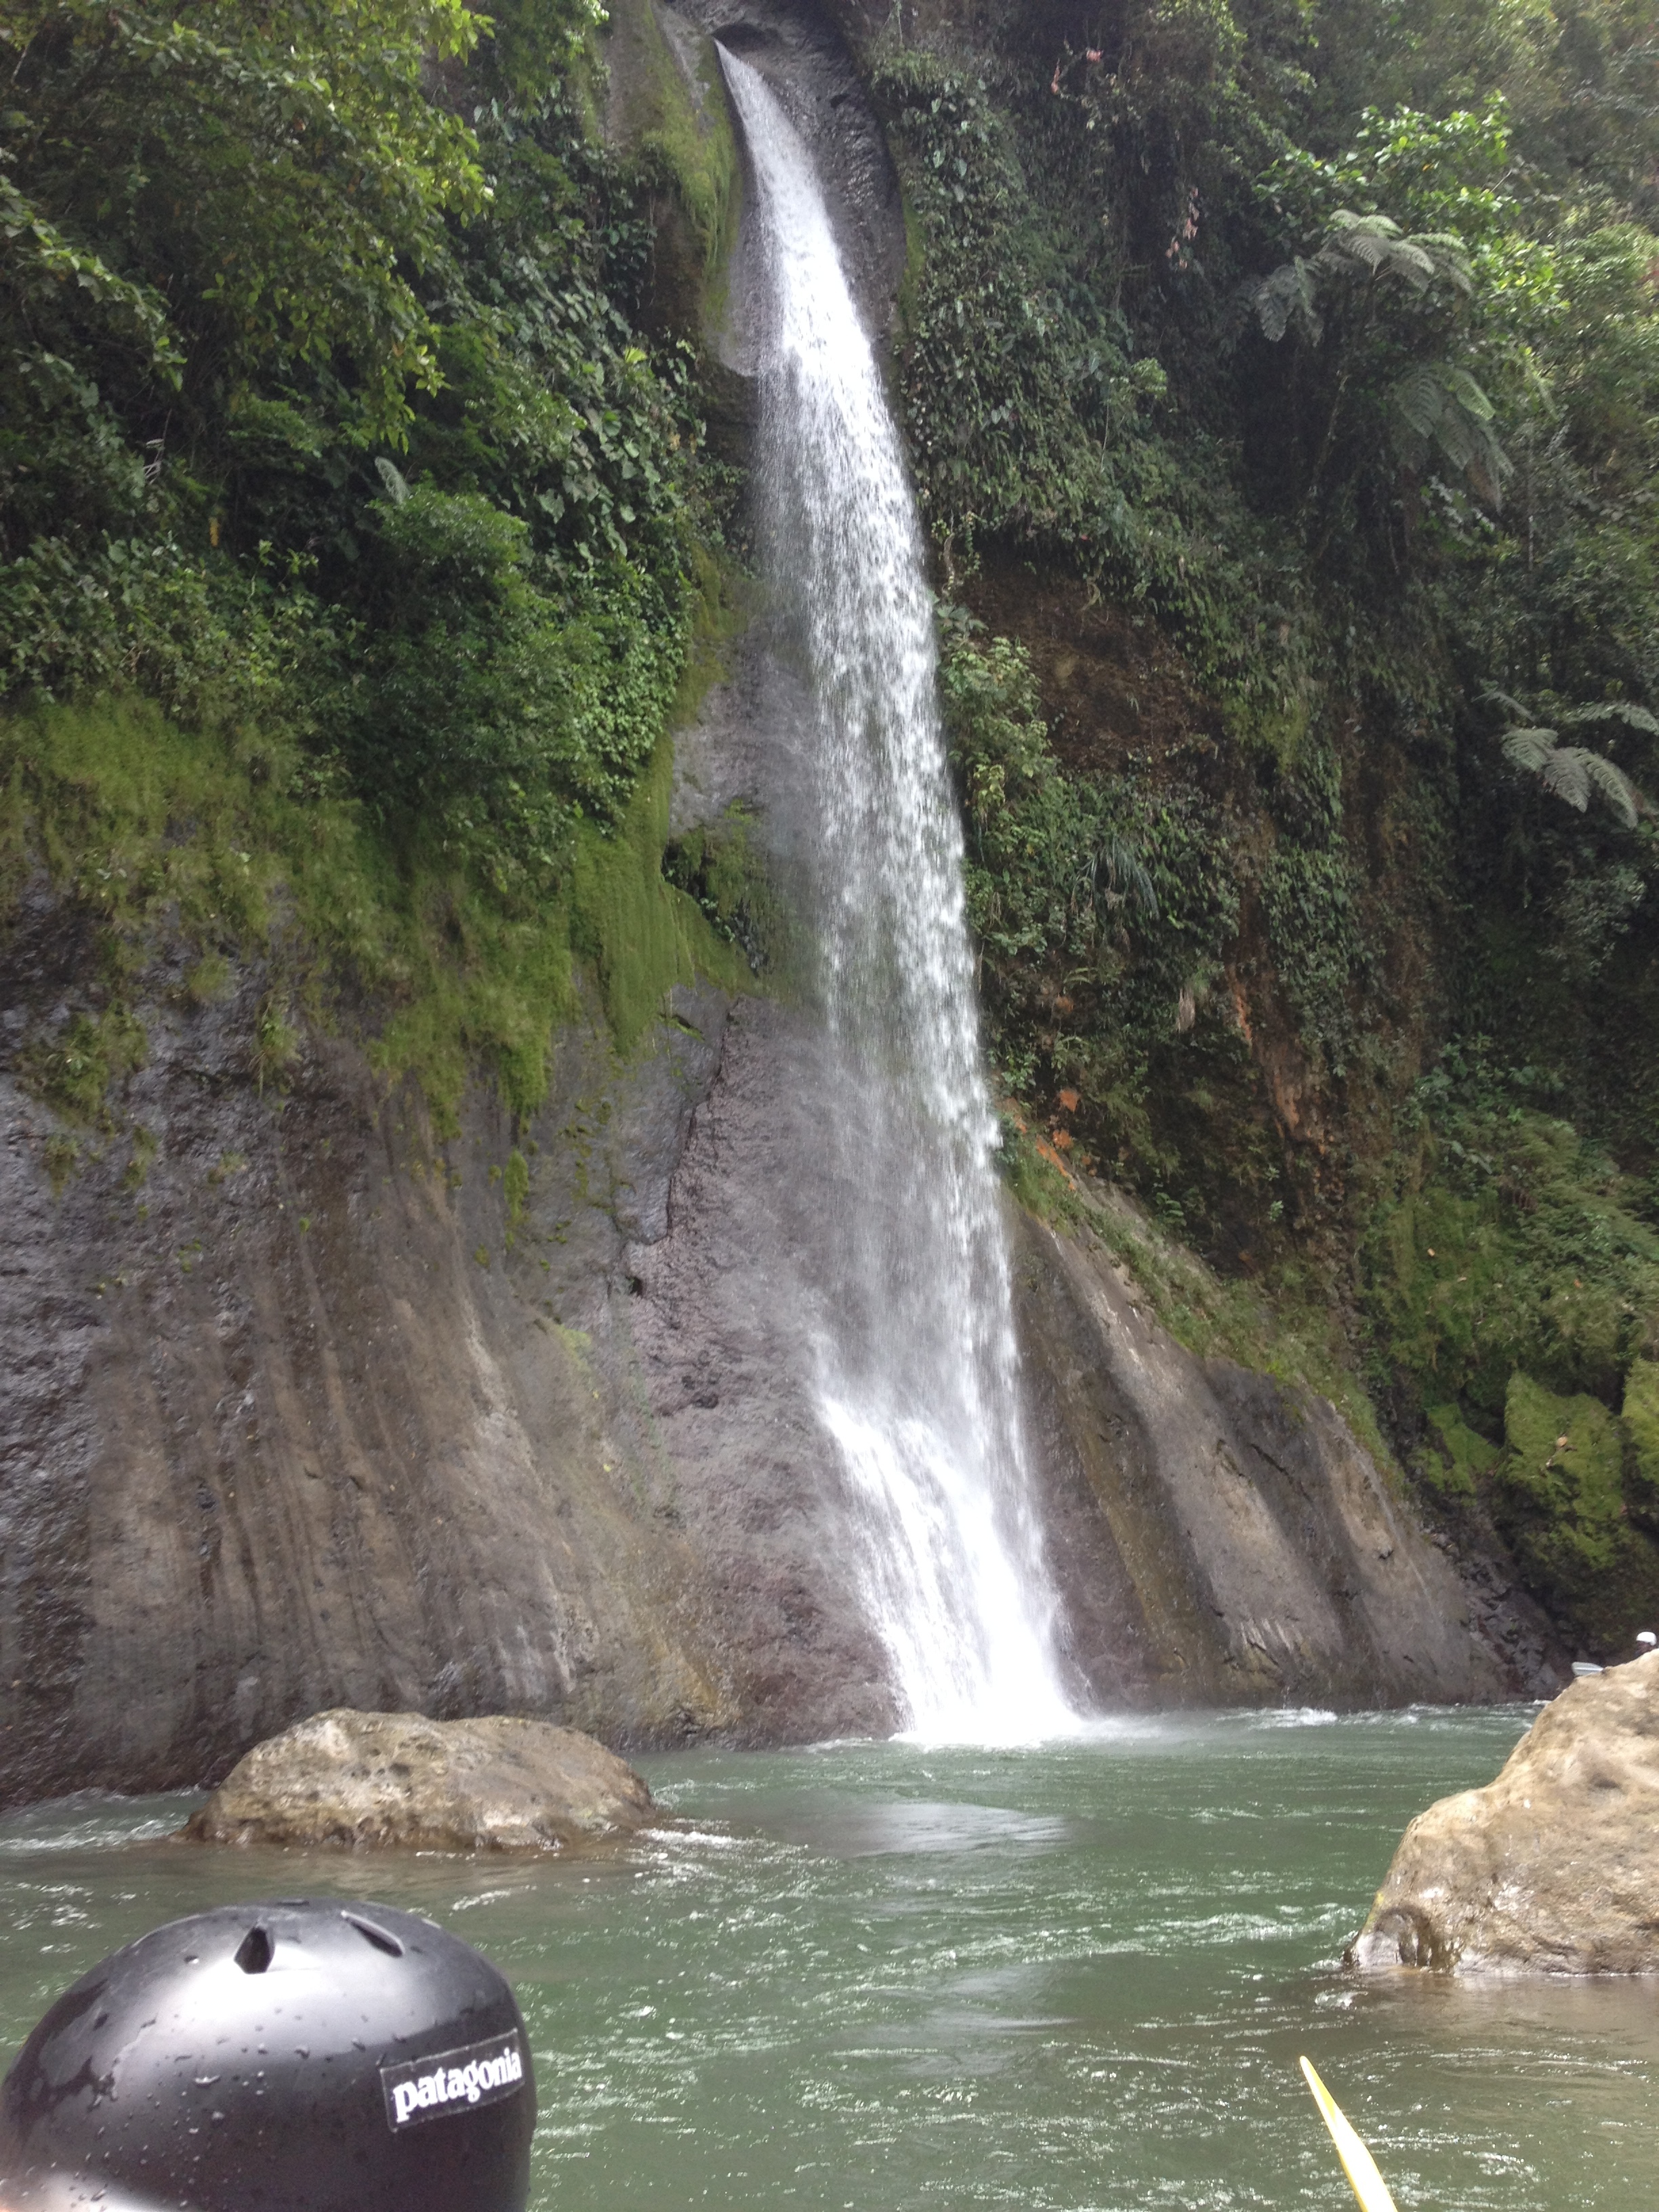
[720,49,1078,1744]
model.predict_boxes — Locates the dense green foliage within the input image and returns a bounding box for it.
[890,0,1659,1642]
[1,0,702,880]
[941,619,1273,1222]
[1353,1042,1659,1640]
[0,0,747,1127]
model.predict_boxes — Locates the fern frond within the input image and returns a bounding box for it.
[1480,688,1530,720]
[1558,701,1659,739]
[1319,218,1436,289]
[1538,748,1591,811]
[1578,750,1640,827]
[1391,363,1444,439]
[1502,726,1562,771]
[1503,729,1641,825]
[1317,213,1470,293]
[1444,366,1494,419]
[1250,259,1321,343]
[1388,365,1510,504]
[1435,405,1477,471]
[1328,209,1404,239]
[1409,234,1475,292]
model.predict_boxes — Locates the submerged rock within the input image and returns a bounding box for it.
[182,1708,656,1851]
[1349,1652,1659,1973]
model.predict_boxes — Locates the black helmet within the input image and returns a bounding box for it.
[0,1898,535,2211]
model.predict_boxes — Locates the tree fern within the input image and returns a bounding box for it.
[1315,211,1473,298]
[1251,256,1322,343]
[1248,211,1475,333]
[1501,726,1641,827]
[1388,363,1511,506]
[1248,211,1500,504]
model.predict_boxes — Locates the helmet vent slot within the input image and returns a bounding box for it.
[344,1914,405,1959]
[234,1926,274,1975]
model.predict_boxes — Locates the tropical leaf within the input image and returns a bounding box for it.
[1435,403,1477,470]
[1502,728,1639,826]
[1444,365,1494,419]
[1090,832,1159,918]
[1391,362,1444,439]
[1386,365,1511,506]
[1538,746,1591,810]
[1313,211,1471,296]
[1480,687,1530,721]
[1501,726,1561,771]
[1250,257,1321,343]
[1580,750,1641,827]
[1558,701,1659,739]
[1411,232,1476,293]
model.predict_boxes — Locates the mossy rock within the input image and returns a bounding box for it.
[1494,1370,1659,1654]
[567,735,747,1056]
[1368,1104,1659,1423]
[1622,1357,1659,1522]
[1499,1372,1625,1576]
[603,0,739,337]
[3,697,746,1140]
[1422,1402,1500,1502]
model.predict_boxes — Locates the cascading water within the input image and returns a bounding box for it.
[720,49,1078,1743]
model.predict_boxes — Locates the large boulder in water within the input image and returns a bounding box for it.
[1349,1652,1659,1973]
[182,1708,657,1851]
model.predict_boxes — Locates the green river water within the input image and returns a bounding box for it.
[1,1707,1652,2211]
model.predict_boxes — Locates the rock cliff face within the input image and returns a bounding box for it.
[0,0,1563,1803]
[0,911,1557,1799]
[0,958,745,1800]
[1012,1210,1555,1706]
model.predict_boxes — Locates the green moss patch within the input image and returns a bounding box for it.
[605,0,739,272]
[18,1005,148,1127]
[1491,1372,1659,1651]
[1422,1401,1500,1502]
[568,734,745,1054]
[1,695,743,1136]
[1367,1060,1659,1425]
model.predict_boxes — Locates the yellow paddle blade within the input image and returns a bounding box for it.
[1299,2056,1400,2212]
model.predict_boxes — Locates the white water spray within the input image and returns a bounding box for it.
[721,50,1078,1743]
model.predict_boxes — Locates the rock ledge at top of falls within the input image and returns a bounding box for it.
[1348,1651,1659,1974]
[182,1709,657,1851]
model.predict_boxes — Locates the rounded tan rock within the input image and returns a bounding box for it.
[182,1708,657,1852]
[1349,1650,1659,1974]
